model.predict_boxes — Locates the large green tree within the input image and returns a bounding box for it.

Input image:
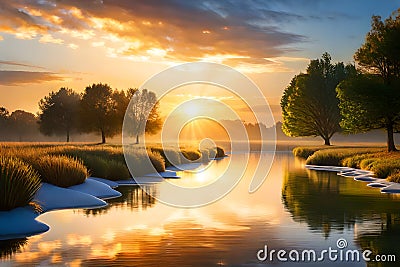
[80,83,125,144]
[337,75,400,152]
[338,10,400,152]
[281,53,356,145]
[38,88,80,142]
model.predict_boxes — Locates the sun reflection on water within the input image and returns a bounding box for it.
[2,153,400,266]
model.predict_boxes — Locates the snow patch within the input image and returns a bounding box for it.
[69,179,121,200]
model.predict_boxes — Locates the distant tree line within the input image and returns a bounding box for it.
[0,84,162,144]
[218,120,272,140]
[0,108,40,141]
[281,8,400,151]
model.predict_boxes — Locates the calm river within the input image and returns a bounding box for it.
[1,152,399,266]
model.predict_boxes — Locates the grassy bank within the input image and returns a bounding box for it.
[0,143,225,211]
[294,146,400,182]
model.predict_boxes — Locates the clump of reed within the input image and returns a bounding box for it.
[124,148,165,176]
[292,146,329,159]
[104,159,131,180]
[216,147,226,158]
[388,170,400,183]
[150,147,181,167]
[148,150,165,173]
[27,155,89,188]
[0,156,41,211]
[181,149,202,163]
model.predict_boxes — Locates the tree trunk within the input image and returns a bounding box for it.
[66,130,70,143]
[136,134,139,144]
[323,137,331,146]
[386,123,397,152]
[101,130,106,144]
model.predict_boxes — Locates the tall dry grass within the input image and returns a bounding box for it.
[295,146,400,182]
[0,143,225,180]
[27,155,88,188]
[0,156,41,211]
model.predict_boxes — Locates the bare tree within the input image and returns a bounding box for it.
[126,89,162,144]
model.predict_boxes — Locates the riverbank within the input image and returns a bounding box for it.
[293,146,400,182]
[0,143,226,240]
[0,161,208,240]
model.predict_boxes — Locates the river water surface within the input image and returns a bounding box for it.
[1,152,399,266]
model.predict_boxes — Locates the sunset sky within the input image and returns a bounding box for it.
[1,0,399,123]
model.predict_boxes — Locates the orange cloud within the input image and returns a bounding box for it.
[0,1,309,72]
[0,70,64,86]
[0,60,47,70]
[39,33,64,44]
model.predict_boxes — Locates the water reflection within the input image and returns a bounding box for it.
[282,166,400,266]
[1,153,399,266]
[0,238,27,259]
[355,214,400,267]
[79,185,158,217]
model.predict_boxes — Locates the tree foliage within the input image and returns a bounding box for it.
[337,75,400,152]
[0,108,40,141]
[8,110,39,141]
[79,83,125,144]
[0,107,9,120]
[38,88,80,142]
[0,107,10,137]
[355,9,400,85]
[1,85,162,144]
[339,10,400,152]
[281,53,356,145]
[125,89,162,144]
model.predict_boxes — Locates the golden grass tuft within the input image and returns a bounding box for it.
[0,143,213,181]
[29,155,88,188]
[0,157,41,211]
[295,146,400,181]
